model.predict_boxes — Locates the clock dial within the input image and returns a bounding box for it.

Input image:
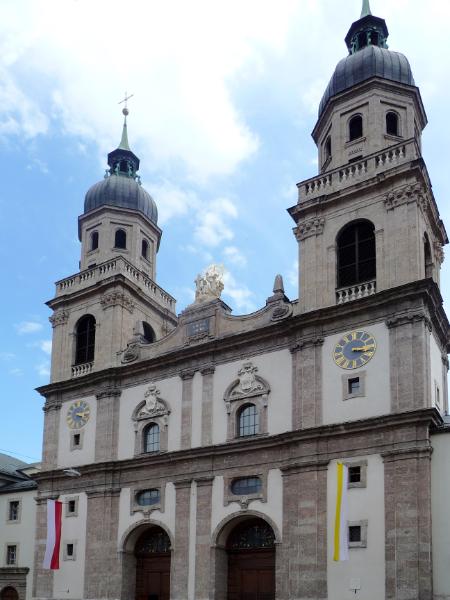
[66,400,90,429]
[333,330,376,370]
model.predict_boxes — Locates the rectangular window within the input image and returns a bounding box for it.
[348,377,360,395]
[349,526,361,543]
[73,434,81,447]
[68,500,76,514]
[67,544,74,557]
[8,501,20,521]
[348,466,361,484]
[6,545,17,565]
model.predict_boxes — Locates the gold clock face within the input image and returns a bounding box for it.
[66,400,90,429]
[333,330,376,370]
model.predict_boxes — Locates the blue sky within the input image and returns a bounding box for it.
[1,0,450,462]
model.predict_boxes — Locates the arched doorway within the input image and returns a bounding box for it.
[0,588,19,600]
[135,526,171,600]
[226,518,276,600]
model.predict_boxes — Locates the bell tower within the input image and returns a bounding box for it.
[47,107,178,382]
[289,0,447,313]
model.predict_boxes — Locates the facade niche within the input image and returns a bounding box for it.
[74,314,96,365]
[224,361,270,440]
[141,239,149,260]
[90,231,99,251]
[386,111,399,136]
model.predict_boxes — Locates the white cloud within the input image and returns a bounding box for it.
[16,321,43,335]
[9,368,23,377]
[195,198,238,247]
[223,270,255,313]
[0,352,15,361]
[40,340,52,355]
[36,361,50,378]
[152,182,200,225]
[223,246,247,268]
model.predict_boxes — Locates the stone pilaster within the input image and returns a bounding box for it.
[172,479,192,600]
[291,338,324,430]
[32,496,56,598]
[279,460,328,599]
[200,367,215,446]
[84,488,121,599]
[41,397,61,470]
[194,477,214,600]
[95,387,122,462]
[180,371,195,449]
[383,446,433,600]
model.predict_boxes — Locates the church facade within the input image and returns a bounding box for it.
[2,3,450,600]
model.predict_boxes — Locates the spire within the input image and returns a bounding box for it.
[118,108,131,151]
[361,0,372,17]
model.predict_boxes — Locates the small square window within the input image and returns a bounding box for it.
[348,378,360,395]
[349,526,361,543]
[348,466,361,484]
[8,501,20,522]
[65,497,79,517]
[67,544,74,557]
[73,434,81,446]
[70,430,84,451]
[68,500,76,513]
[6,545,17,565]
[63,541,77,561]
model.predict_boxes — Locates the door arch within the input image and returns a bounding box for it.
[1,588,19,600]
[135,526,171,600]
[226,518,276,600]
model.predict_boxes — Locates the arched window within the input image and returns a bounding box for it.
[144,423,160,453]
[141,239,149,260]
[349,115,363,141]
[231,477,262,496]
[238,404,259,437]
[136,489,160,506]
[357,31,367,50]
[386,112,399,137]
[142,322,156,343]
[135,527,171,556]
[424,233,433,278]
[114,229,127,249]
[90,231,99,251]
[324,136,332,162]
[337,221,376,288]
[74,315,96,365]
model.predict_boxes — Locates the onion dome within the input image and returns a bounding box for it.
[84,108,158,224]
[319,0,415,118]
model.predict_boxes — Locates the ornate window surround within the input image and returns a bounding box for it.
[223,469,268,509]
[130,482,165,517]
[224,361,270,441]
[132,384,171,455]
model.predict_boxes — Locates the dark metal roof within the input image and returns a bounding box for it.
[84,174,158,224]
[0,452,27,477]
[0,480,37,493]
[319,45,415,118]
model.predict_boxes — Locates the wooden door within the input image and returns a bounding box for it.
[228,549,275,600]
[1,589,19,600]
[135,555,170,600]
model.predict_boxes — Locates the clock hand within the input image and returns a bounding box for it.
[75,411,86,417]
[352,345,374,352]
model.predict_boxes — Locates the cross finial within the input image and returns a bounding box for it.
[361,0,372,17]
[118,91,134,118]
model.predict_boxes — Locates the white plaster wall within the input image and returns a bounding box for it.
[191,372,202,448]
[210,469,283,539]
[212,350,292,445]
[57,396,96,469]
[53,492,87,599]
[322,322,390,425]
[431,432,450,600]
[118,377,182,460]
[0,490,36,600]
[117,483,176,549]
[430,333,445,414]
[327,455,385,600]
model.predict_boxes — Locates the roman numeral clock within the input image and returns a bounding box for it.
[333,331,376,370]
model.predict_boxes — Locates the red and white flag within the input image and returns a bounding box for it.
[43,499,62,570]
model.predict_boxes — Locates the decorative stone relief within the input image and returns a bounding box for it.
[101,291,135,313]
[384,183,424,211]
[294,217,325,241]
[49,310,69,328]
[385,312,432,332]
[194,264,224,304]
[433,241,445,265]
[134,385,171,421]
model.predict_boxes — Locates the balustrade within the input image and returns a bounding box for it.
[336,280,376,304]
[71,362,93,378]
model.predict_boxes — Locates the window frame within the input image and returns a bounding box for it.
[336,220,376,289]
[386,111,400,137]
[65,496,79,517]
[143,422,161,453]
[349,114,364,141]
[114,228,127,250]
[344,459,368,489]
[7,499,21,523]
[348,519,368,548]
[90,230,99,252]
[341,371,366,401]
[74,315,96,366]
[131,483,165,515]
[5,544,18,566]
[237,403,260,438]
[224,470,268,508]
[63,540,77,561]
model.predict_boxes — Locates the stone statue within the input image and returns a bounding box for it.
[194,264,224,304]
[236,362,263,394]
[140,384,166,417]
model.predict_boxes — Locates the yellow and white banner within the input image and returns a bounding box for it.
[333,462,349,561]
